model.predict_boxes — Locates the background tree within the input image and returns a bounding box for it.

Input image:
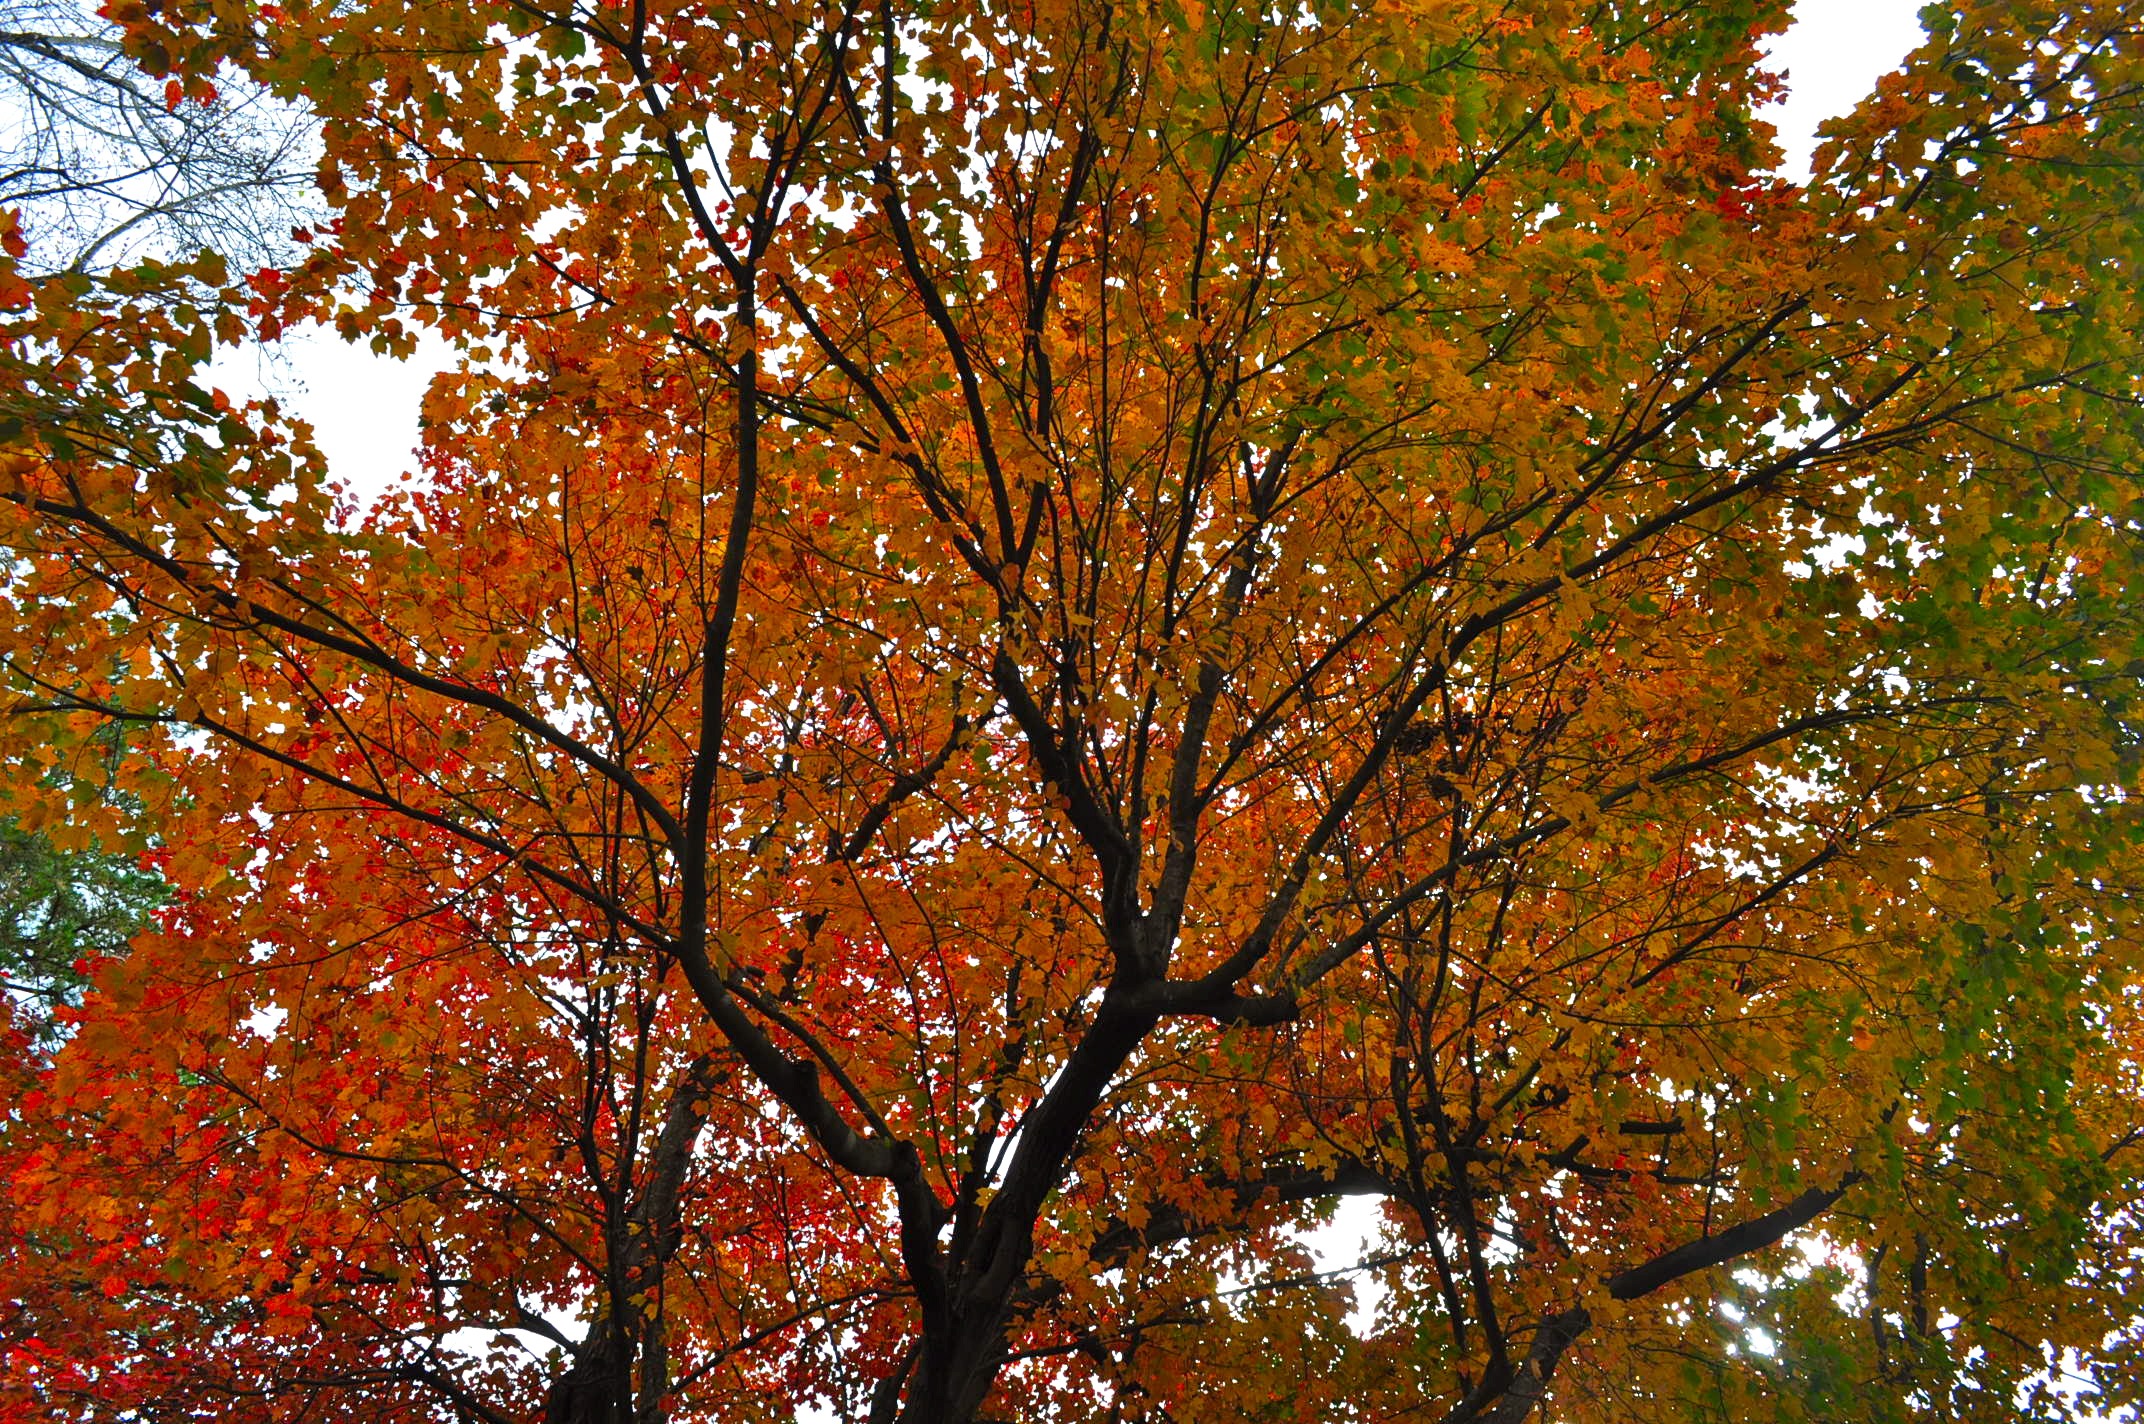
[0,798,166,1054]
[0,0,317,271]
[1,1,2141,1422]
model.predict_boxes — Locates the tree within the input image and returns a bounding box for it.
[0,0,292,1065]
[0,802,166,1055]
[0,0,318,272]
[2,0,2142,1420]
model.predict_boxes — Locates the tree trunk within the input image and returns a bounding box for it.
[545,1328,636,1424]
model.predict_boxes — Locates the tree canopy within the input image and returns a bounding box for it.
[3,1,2142,1421]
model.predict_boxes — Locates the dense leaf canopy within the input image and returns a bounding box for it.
[2,1,2143,1421]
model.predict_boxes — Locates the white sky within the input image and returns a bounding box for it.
[218,0,1927,511]
[1762,0,1929,177]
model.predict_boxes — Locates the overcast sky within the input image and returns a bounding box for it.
[222,0,1930,508]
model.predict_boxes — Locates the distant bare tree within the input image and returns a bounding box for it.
[0,0,319,272]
